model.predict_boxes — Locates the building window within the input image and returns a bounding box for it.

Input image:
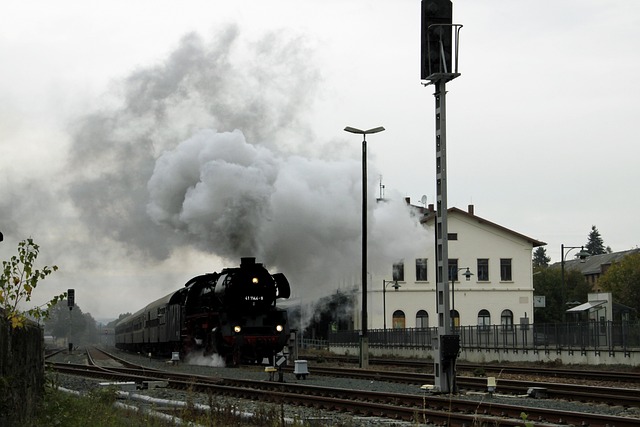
[416,258,428,281]
[477,258,489,281]
[416,310,429,328]
[501,310,513,330]
[447,233,458,240]
[392,310,405,329]
[477,309,491,330]
[500,259,512,281]
[392,261,404,281]
[448,259,459,281]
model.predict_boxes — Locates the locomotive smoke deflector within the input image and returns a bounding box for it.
[273,273,291,299]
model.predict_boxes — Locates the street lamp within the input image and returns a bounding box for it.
[560,244,590,320]
[450,267,473,327]
[382,279,401,331]
[344,125,385,369]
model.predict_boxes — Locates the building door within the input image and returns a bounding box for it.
[392,310,406,329]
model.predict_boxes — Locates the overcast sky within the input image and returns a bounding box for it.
[1,0,638,321]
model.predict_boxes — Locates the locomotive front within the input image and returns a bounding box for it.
[213,257,291,364]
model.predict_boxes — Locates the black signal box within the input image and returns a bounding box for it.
[421,0,453,79]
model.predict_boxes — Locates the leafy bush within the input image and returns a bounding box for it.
[0,238,64,328]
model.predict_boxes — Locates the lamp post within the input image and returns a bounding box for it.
[344,125,385,369]
[449,267,473,327]
[382,279,401,331]
[560,244,590,321]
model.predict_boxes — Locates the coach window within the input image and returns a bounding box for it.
[501,309,514,330]
[477,309,491,330]
[416,310,429,328]
[392,310,406,329]
[158,307,166,325]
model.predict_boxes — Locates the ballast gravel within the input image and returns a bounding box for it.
[48,348,640,426]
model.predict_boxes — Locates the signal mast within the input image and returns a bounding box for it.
[421,0,463,394]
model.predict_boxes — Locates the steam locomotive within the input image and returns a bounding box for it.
[115,257,291,365]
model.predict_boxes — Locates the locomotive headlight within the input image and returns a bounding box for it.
[275,324,284,332]
[233,325,242,333]
[252,277,259,284]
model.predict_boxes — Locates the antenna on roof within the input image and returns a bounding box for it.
[379,175,385,200]
[421,195,427,207]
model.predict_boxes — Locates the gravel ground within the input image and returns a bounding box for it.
[48,348,640,426]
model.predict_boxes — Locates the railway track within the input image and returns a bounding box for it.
[289,365,640,408]
[310,354,640,384]
[47,347,640,426]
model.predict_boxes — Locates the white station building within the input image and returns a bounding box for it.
[357,204,546,331]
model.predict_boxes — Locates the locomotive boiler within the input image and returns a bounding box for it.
[115,257,291,365]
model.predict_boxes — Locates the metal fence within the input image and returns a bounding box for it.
[329,321,640,355]
[300,338,330,351]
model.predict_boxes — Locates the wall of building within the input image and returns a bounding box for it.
[447,213,535,326]
[330,344,640,366]
[362,207,537,330]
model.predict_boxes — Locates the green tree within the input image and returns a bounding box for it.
[585,225,606,255]
[533,268,562,323]
[533,266,591,323]
[78,311,99,345]
[532,247,551,268]
[599,252,640,315]
[0,238,64,328]
[45,301,88,344]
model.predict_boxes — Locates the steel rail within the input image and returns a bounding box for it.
[292,365,640,407]
[51,362,639,427]
[49,351,639,427]
[311,354,640,383]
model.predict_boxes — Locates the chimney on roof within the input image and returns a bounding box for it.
[428,204,435,213]
[405,197,410,205]
[468,204,475,215]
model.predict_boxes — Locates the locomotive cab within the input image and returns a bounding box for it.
[182,274,219,356]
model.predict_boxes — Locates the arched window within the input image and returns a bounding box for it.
[501,309,513,330]
[477,309,491,330]
[392,310,406,329]
[416,310,429,328]
[450,310,460,328]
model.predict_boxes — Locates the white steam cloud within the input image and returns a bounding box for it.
[146,126,428,303]
[1,24,430,320]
